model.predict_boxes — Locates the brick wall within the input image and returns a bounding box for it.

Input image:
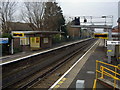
[40,37,52,49]
[68,27,80,37]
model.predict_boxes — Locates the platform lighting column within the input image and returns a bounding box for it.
[60,26,62,41]
[90,16,93,25]
[107,27,112,63]
[73,28,75,38]
[102,16,113,63]
[102,16,107,25]
[11,32,13,54]
[60,25,65,40]
[118,18,120,61]
[107,16,113,63]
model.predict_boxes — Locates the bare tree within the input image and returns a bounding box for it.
[21,1,45,30]
[0,1,17,33]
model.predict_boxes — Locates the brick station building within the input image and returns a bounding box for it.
[5,22,63,53]
[11,31,63,53]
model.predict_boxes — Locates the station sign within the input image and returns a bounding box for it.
[94,33,108,39]
[0,38,8,44]
[107,41,120,45]
[12,33,24,37]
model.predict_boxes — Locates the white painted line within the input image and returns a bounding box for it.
[0,38,92,66]
[49,40,99,89]
[0,56,10,60]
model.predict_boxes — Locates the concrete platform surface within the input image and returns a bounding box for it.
[68,39,109,89]
[1,38,91,65]
[50,39,117,89]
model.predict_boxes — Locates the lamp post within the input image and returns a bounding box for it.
[102,16,107,25]
[117,18,120,61]
[11,32,13,54]
[60,25,65,40]
[102,16,113,63]
[60,26,62,41]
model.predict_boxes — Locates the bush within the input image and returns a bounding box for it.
[2,33,12,55]
[52,34,66,44]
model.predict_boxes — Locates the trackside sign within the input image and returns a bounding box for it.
[0,38,9,44]
[107,41,120,45]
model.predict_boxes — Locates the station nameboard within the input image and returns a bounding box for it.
[12,33,24,37]
[107,41,120,45]
[94,33,108,39]
[0,38,8,44]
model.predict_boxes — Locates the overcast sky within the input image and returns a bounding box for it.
[10,0,120,26]
[57,0,120,26]
[6,0,120,27]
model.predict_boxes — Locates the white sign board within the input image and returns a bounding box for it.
[0,38,8,44]
[107,41,120,45]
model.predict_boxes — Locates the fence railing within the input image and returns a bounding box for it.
[93,60,120,90]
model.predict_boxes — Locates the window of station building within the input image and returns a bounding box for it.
[20,37,29,45]
[36,37,40,43]
[43,38,49,44]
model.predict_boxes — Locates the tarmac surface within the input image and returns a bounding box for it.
[50,39,119,89]
[68,39,110,89]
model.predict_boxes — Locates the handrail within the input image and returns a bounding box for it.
[93,79,97,90]
[93,60,120,90]
[100,66,120,77]
[96,60,120,69]
[97,69,120,80]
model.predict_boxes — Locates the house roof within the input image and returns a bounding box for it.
[117,18,120,23]
[7,22,33,31]
[9,22,64,35]
[112,25,120,33]
[112,26,118,29]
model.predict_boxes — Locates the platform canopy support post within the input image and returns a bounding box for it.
[11,32,14,54]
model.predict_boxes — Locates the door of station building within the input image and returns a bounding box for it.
[30,37,40,50]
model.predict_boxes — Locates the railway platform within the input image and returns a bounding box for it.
[0,38,91,65]
[49,39,120,89]
[1,38,120,89]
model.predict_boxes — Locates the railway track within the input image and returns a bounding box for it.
[2,38,97,89]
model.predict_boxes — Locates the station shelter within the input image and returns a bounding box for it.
[11,31,63,52]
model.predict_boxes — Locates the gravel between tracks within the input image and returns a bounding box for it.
[31,41,95,89]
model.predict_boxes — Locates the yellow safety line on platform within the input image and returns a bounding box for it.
[49,40,99,90]
[53,78,67,89]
